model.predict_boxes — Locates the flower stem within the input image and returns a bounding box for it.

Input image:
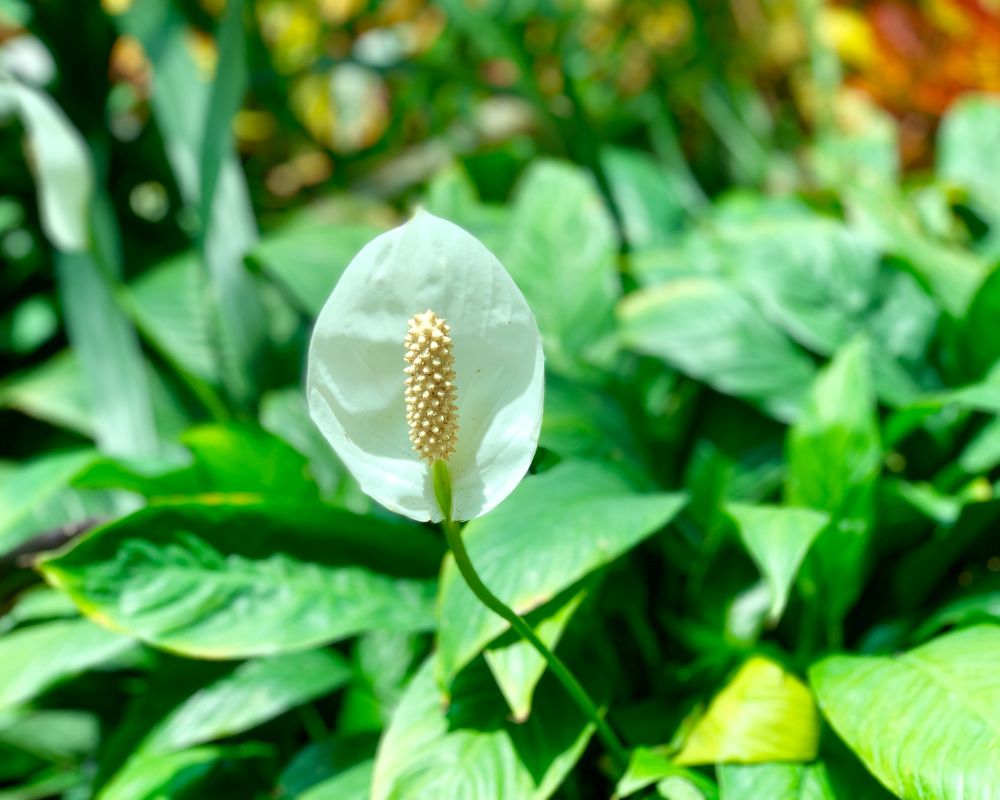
[432,461,629,773]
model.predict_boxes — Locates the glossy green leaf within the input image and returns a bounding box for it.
[0,619,134,712]
[500,160,620,374]
[300,761,373,800]
[786,338,880,630]
[140,650,351,754]
[371,658,592,800]
[727,503,829,623]
[436,460,686,688]
[619,277,816,421]
[810,624,1000,800]
[717,763,834,800]
[675,657,819,766]
[39,501,441,658]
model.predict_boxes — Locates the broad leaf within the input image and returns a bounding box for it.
[619,277,816,421]
[727,504,829,623]
[0,450,96,557]
[139,650,351,754]
[250,221,382,317]
[717,763,834,800]
[786,338,880,631]
[810,624,1000,800]
[501,160,620,374]
[39,501,441,658]
[371,658,592,800]
[0,619,133,712]
[938,93,1000,224]
[483,588,586,721]
[675,657,819,766]
[618,747,718,798]
[436,460,685,688]
[97,744,265,800]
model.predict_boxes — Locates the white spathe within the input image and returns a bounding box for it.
[307,210,545,522]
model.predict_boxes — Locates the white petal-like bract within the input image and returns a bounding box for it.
[307,210,545,522]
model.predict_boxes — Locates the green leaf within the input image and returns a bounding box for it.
[0,352,93,436]
[786,338,880,630]
[277,734,378,798]
[115,0,263,403]
[727,503,829,623]
[717,763,834,800]
[810,625,1000,800]
[96,744,266,800]
[0,450,96,557]
[128,252,218,383]
[500,160,620,374]
[371,658,592,800]
[958,266,1000,381]
[56,251,160,457]
[250,221,382,318]
[483,588,587,721]
[0,619,133,712]
[39,501,441,658]
[618,747,718,798]
[198,0,246,228]
[260,388,357,506]
[938,93,1000,222]
[299,760,373,799]
[675,657,819,766]
[619,277,816,421]
[847,184,987,316]
[436,460,685,688]
[601,147,686,250]
[139,650,351,754]
[0,710,98,764]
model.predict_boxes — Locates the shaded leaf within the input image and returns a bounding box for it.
[0,619,133,712]
[140,650,351,754]
[727,503,829,623]
[436,460,685,688]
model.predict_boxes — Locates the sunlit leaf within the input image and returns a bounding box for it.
[810,625,1000,800]
[675,657,819,766]
[39,501,441,658]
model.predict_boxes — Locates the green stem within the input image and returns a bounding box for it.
[433,462,628,772]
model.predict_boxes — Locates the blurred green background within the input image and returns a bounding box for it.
[2,1,1000,798]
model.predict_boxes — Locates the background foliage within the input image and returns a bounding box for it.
[2,0,1000,798]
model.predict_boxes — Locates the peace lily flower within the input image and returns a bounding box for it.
[306,210,544,523]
